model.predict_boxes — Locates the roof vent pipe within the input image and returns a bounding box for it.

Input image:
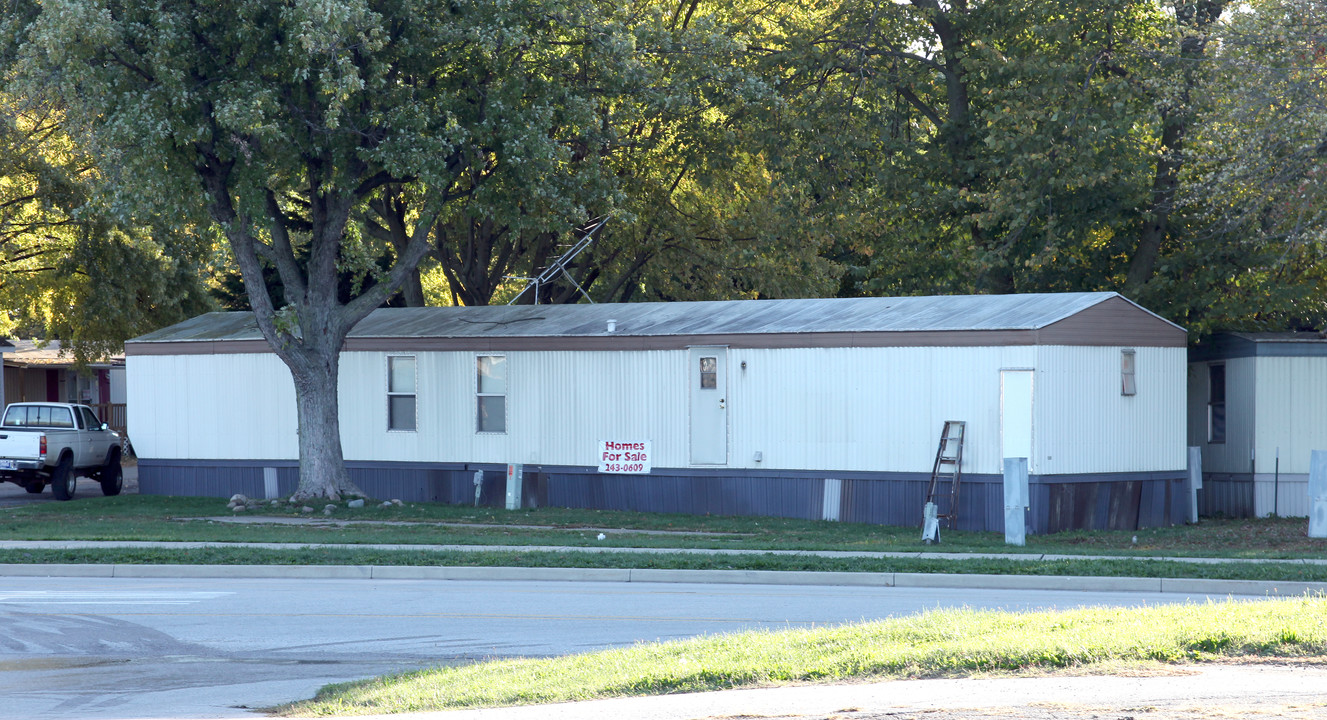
[607,319,617,333]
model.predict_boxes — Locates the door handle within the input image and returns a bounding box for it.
[719,399,726,409]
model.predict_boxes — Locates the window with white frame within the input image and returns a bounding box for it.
[1121,349,1136,396]
[476,355,507,433]
[1208,363,1226,444]
[387,355,417,431]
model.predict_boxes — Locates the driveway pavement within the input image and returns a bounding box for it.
[0,461,138,507]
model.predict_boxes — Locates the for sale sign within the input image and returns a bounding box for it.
[598,440,652,474]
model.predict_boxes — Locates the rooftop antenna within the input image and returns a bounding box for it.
[506,216,609,305]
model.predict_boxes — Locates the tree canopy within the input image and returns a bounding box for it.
[17,0,665,497]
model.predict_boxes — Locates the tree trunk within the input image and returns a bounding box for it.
[1127,115,1184,293]
[287,340,362,501]
[917,1,1013,293]
[396,265,426,307]
[1125,0,1226,294]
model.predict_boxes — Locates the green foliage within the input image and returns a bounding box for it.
[760,0,1173,297]
[0,84,213,358]
[1172,0,1327,335]
[409,0,837,306]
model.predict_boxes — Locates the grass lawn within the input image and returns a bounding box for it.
[278,596,1327,716]
[1,494,1324,558]
[1,494,1324,581]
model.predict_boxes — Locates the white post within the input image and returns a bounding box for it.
[1187,447,1203,524]
[505,463,523,510]
[822,478,842,522]
[263,467,278,499]
[1309,451,1327,539]
[921,502,940,544]
[1003,457,1029,546]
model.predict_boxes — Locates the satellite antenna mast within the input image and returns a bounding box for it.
[506,216,609,305]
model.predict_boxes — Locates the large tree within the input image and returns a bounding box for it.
[355,0,835,308]
[1164,0,1327,334]
[19,0,632,499]
[744,0,1175,297]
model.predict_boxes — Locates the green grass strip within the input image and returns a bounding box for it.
[2,546,1326,582]
[280,597,1327,716]
[4,495,1327,559]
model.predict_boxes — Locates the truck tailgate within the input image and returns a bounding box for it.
[0,429,42,466]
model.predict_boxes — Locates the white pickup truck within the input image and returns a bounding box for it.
[0,402,123,500]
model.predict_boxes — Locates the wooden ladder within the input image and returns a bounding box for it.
[923,421,966,530]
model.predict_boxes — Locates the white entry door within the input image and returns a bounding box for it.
[1000,369,1034,461]
[689,347,728,465]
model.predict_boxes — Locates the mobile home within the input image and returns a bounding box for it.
[128,292,1188,532]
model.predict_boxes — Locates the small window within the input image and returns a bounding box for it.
[1208,363,1226,444]
[42,406,73,428]
[699,356,717,389]
[387,356,417,431]
[477,355,507,433]
[79,407,101,430]
[1121,349,1136,396]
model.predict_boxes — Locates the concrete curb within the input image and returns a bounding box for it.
[893,572,1163,593]
[1,563,1324,596]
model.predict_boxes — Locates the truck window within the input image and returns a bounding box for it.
[2,406,75,428]
[79,407,101,429]
[49,407,74,428]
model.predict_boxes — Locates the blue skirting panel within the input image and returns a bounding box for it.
[1196,473,1255,518]
[136,459,1187,533]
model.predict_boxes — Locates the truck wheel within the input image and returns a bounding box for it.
[23,481,44,494]
[51,455,76,501]
[100,458,123,496]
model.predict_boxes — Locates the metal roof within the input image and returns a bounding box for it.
[1221,331,1327,343]
[130,292,1177,343]
[1190,331,1327,362]
[0,339,122,366]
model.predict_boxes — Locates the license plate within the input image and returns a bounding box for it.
[0,460,16,471]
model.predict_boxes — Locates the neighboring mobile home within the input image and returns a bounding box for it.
[1,340,127,437]
[127,292,1188,532]
[1188,332,1327,518]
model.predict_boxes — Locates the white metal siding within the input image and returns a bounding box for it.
[1035,346,1186,475]
[132,343,1186,477]
[1253,356,1327,476]
[127,354,298,460]
[340,350,689,467]
[730,346,1037,475]
[1252,474,1310,517]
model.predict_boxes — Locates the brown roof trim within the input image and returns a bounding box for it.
[126,325,1184,356]
[127,340,273,356]
[1039,296,1186,347]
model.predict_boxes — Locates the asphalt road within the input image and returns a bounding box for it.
[0,574,1276,720]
